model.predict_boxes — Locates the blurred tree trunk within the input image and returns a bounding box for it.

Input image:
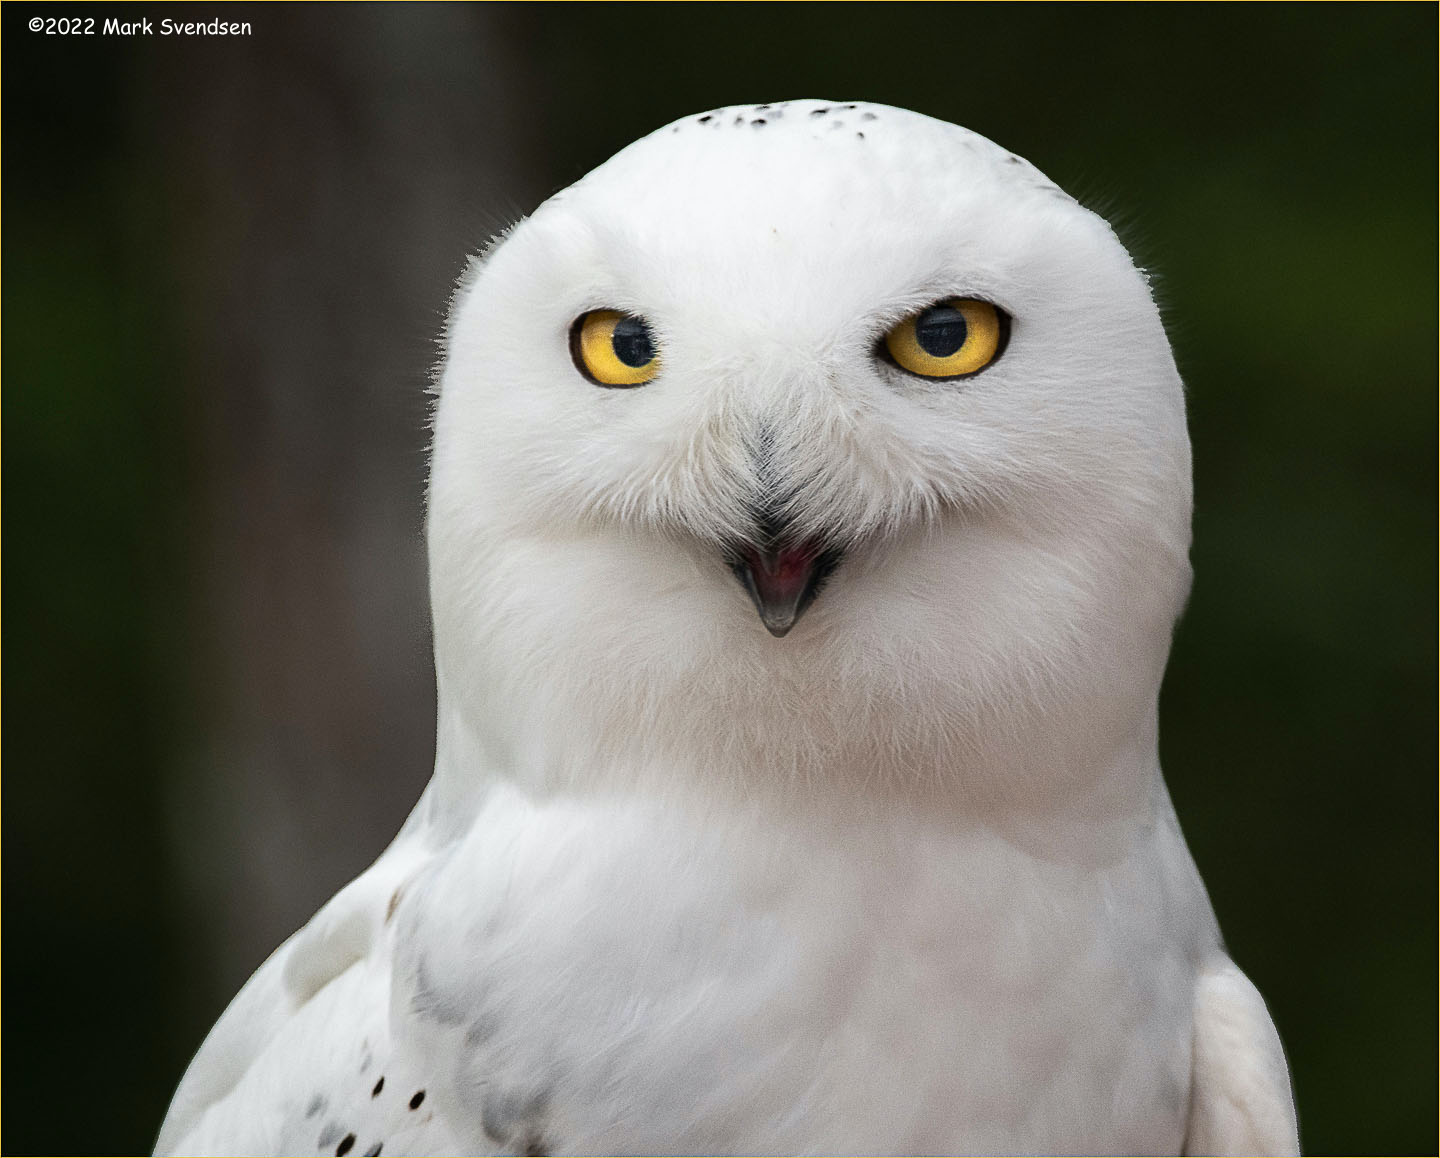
[154,6,545,1011]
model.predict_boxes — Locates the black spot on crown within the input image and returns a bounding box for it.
[861,111,878,121]
[698,114,712,123]
[751,119,767,128]
[809,107,829,117]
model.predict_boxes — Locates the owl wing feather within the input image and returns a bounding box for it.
[155,834,438,1154]
[1184,956,1300,1157]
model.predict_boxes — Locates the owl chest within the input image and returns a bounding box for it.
[395,801,1197,1153]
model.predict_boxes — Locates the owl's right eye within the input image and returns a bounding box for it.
[570,310,661,388]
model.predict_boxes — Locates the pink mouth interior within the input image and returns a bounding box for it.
[740,542,820,606]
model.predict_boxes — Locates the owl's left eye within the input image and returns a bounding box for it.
[880,298,1009,380]
[570,310,661,388]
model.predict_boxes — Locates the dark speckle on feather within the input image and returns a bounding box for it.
[411,959,468,1025]
[465,1013,499,1045]
[318,1123,343,1150]
[861,111,878,121]
[363,1145,383,1157]
[751,119,767,128]
[372,1076,385,1097]
[481,1087,552,1152]
[809,107,829,117]
[409,1089,427,1110]
[856,132,865,141]
[336,1134,356,1157]
[306,1095,327,1119]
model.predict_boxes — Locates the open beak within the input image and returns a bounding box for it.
[730,539,842,637]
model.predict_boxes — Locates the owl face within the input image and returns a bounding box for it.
[429,102,1193,797]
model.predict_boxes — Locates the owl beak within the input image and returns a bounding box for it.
[730,540,840,638]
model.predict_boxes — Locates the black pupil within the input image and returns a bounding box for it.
[914,305,968,357]
[611,316,655,367]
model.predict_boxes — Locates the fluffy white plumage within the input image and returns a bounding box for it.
[157,100,1299,1156]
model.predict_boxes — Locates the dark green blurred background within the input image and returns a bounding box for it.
[4,4,1434,1153]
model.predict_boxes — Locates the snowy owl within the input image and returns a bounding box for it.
[157,101,1299,1156]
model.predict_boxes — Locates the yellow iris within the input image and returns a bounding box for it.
[883,299,1005,379]
[571,310,661,387]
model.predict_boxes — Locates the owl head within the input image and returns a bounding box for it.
[427,101,1191,810]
